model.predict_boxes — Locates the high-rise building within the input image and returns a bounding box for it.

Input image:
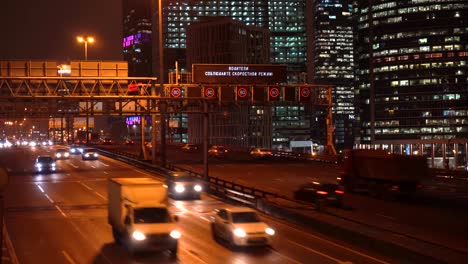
[123,0,153,77]
[151,0,307,83]
[309,0,355,150]
[355,0,468,146]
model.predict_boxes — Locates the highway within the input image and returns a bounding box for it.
[99,143,468,262]
[0,146,400,264]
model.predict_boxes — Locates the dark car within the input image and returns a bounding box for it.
[124,139,134,145]
[34,156,57,174]
[208,145,228,158]
[165,171,203,200]
[181,144,198,153]
[293,181,344,208]
[54,148,70,160]
[69,144,83,155]
[102,138,113,145]
[82,148,99,160]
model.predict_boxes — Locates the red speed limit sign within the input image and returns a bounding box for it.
[170,87,182,98]
[300,87,311,98]
[269,87,280,98]
[204,87,216,98]
[237,87,248,98]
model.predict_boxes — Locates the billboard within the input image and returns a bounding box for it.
[192,64,287,84]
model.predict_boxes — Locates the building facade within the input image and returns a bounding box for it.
[309,0,355,150]
[151,0,307,83]
[354,0,468,167]
[123,0,153,77]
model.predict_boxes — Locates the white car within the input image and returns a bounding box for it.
[210,207,275,248]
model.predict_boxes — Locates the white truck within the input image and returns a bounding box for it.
[108,177,180,257]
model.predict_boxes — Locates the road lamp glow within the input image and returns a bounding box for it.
[76,36,95,60]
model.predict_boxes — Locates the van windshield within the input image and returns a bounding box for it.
[134,208,171,223]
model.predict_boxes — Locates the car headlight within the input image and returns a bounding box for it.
[36,163,42,168]
[71,149,76,153]
[170,230,181,239]
[85,154,90,157]
[132,231,146,241]
[265,227,275,236]
[64,153,69,157]
[175,184,185,193]
[233,228,246,237]
[194,185,202,192]
[93,153,98,157]
[56,154,61,158]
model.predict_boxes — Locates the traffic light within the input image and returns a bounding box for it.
[170,86,183,98]
[268,86,281,102]
[299,86,311,102]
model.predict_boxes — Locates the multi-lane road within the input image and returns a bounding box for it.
[100,143,468,262]
[1,146,402,264]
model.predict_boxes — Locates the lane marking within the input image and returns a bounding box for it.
[70,164,79,169]
[180,247,209,264]
[55,205,67,217]
[103,171,108,174]
[3,220,20,264]
[79,182,107,201]
[199,216,209,222]
[62,250,77,264]
[268,247,303,264]
[44,194,54,203]
[288,239,346,263]
[376,213,396,221]
[263,214,390,264]
[36,184,45,193]
[90,165,96,169]
[100,162,110,167]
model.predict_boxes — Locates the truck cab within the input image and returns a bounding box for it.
[108,178,180,257]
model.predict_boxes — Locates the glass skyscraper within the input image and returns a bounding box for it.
[123,0,153,77]
[355,0,468,144]
[310,0,355,150]
[152,0,307,83]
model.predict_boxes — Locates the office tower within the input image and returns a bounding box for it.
[151,0,307,83]
[355,0,468,146]
[309,0,355,150]
[123,0,153,77]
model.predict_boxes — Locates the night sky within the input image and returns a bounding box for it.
[0,0,123,61]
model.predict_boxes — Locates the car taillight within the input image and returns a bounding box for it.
[335,190,345,195]
[416,184,423,189]
[316,190,328,195]
[391,185,399,190]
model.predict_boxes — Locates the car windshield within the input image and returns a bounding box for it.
[133,208,172,223]
[231,212,261,223]
[170,175,196,182]
[56,149,67,153]
[84,149,96,153]
[37,157,54,163]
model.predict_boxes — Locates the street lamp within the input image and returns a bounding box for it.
[76,36,95,60]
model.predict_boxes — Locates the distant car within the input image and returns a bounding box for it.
[54,148,70,160]
[82,148,99,160]
[208,145,228,158]
[69,145,83,155]
[102,138,113,145]
[165,171,203,200]
[250,148,272,158]
[181,144,198,153]
[34,156,57,174]
[293,181,344,207]
[124,139,134,145]
[210,207,275,248]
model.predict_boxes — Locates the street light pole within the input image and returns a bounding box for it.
[76,36,95,61]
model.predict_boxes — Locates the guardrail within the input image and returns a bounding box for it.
[96,148,300,209]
